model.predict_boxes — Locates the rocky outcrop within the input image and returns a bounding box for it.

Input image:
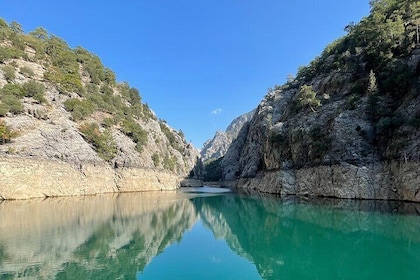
[200,110,254,162]
[180,178,203,187]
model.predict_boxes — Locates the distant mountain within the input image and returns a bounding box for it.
[200,110,254,162]
[0,19,199,199]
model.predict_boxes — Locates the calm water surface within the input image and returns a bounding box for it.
[0,187,419,279]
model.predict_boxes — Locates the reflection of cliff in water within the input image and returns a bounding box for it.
[1,191,420,279]
[194,194,420,280]
[0,192,198,279]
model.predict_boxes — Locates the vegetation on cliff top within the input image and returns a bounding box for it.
[275,0,420,160]
[204,0,419,181]
[0,18,192,172]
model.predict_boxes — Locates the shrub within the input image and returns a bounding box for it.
[102,117,116,128]
[22,81,47,104]
[19,66,35,77]
[23,80,45,97]
[2,65,15,82]
[79,122,116,161]
[163,155,177,172]
[121,118,148,152]
[0,94,23,114]
[309,125,331,162]
[0,104,8,116]
[1,84,24,97]
[152,153,160,167]
[159,121,182,151]
[63,98,95,120]
[0,119,16,144]
[0,46,24,62]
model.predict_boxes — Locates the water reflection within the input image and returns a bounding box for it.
[0,190,419,279]
[197,194,420,279]
[0,192,198,279]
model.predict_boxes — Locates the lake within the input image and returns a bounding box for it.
[1,187,419,279]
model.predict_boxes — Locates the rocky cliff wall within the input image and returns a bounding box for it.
[201,110,254,162]
[0,35,199,200]
[235,161,420,202]
[221,47,420,202]
[0,157,181,200]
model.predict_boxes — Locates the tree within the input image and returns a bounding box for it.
[9,21,23,34]
[0,18,8,29]
[296,85,321,111]
[344,22,356,33]
[0,120,16,144]
[29,27,49,40]
[408,1,420,45]
[368,70,378,94]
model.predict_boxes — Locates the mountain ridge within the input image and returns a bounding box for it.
[0,19,199,199]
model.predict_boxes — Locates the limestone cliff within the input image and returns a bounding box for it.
[0,20,199,199]
[200,110,254,162]
[221,1,420,201]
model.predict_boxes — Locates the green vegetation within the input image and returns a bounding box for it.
[19,66,35,77]
[2,65,15,82]
[23,80,46,103]
[0,119,16,144]
[121,118,148,152]
[0,84,24,115]
[159,121,183,152]
[296,85,321,111]
[294,0,418,97]
[63,98,95,121]
[0,18,190,172]
[152,152,160,167]
[79,122,117,161]
[203,158,223,181]
[163,154,177,172]
[308,125,331,162]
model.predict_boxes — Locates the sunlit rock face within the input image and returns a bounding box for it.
[0,38,199,200]
[201,110,254,162]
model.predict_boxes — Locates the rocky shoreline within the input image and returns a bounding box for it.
[0,157,181,200]
[225,161,420,202]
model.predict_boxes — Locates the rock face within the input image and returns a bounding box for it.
[0,24,199,199]
[220,49,420,201]
[200,110,254,162]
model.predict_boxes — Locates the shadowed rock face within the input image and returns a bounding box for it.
[220,48,420,201]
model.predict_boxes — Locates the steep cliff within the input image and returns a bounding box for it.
[200,110,254,162]
[221,0,420,201]
[0,20,199,199]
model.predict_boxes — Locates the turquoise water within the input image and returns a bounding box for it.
[0,188,419,279]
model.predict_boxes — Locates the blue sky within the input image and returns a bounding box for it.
[0,0,370,148]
